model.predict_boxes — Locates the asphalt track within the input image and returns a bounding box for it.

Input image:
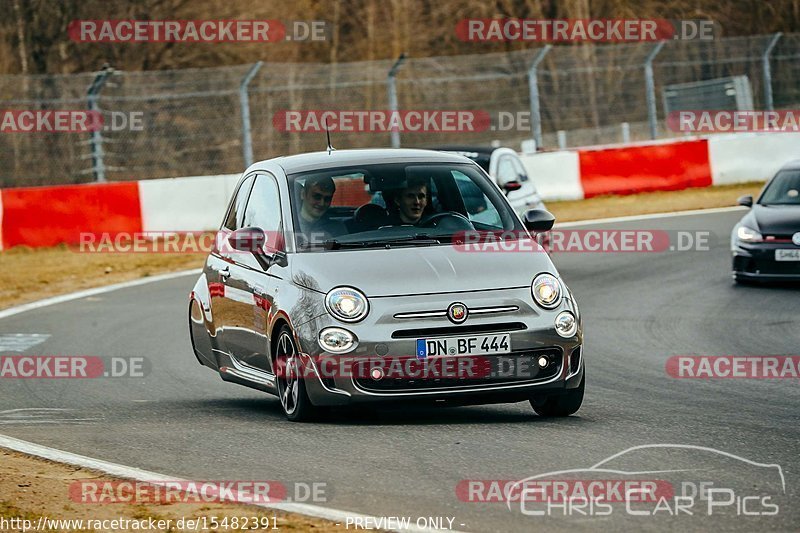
[1,209,798,532]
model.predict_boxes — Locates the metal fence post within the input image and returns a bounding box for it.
[644,41,665,140]
[86,65,114,182]
[387,53,406,148]
[240,61,263,168]
[527,45,552,150]
[762,33,782,111]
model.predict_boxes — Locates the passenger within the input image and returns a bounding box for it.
[389,177,431,226]
[297,176,347,241]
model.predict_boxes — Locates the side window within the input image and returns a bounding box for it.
[452,171,503,227]
[496,156,517,185]
[242,174,282,232]
[223,176,254,231]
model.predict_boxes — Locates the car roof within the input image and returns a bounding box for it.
[429,146,499,171]
[269,148,472,175]
[778,159,800,171]
[430,145,497,156]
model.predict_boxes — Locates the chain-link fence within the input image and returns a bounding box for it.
[1,33,799,188]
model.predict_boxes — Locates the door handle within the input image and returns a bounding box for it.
[220,267,231,281]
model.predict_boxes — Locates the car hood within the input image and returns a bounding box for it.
[290,242,556,297]
[744,205,800,235]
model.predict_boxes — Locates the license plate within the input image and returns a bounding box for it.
[416,334,511,359]
[775,249,800,261]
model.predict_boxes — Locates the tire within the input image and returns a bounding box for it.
[274,326,319,422]
[530,373,585,417]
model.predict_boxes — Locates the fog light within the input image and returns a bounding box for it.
[554,311,578,338]
[537,356,549,368]
[318,327,357,353]
[371,368,384,380]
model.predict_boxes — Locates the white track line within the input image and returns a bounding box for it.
[555,206,746,228]
[0,435,456,533]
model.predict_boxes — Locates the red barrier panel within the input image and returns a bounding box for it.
[1,182,142,248]
[578,139,711,198]
[332,177,371,207]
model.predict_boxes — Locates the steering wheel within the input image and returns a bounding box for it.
[419,212,474,231]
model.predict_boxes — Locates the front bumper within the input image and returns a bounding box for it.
[292,286,583,406]
[732,241,800,281]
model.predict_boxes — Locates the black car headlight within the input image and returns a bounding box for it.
[325,287,369,323]
[736,225,762,242]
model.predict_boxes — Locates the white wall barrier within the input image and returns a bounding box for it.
[138,174,239,232]
[708,132,800,186]
[518,150,584,201]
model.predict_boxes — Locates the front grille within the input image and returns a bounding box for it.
[353,348,562,393]
[394,305,519,320]
[391,322,527,339]
[758,262,800,275]
[752,254,800,275]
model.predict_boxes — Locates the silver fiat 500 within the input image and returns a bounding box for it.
[189,149,584,421]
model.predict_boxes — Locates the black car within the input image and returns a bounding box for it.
[731,160,800,283]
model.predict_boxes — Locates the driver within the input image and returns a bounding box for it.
[297,176,346,240]
[390,176,429,225]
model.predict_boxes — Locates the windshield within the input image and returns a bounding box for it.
[287,162,523,251]
[759,170,800,205]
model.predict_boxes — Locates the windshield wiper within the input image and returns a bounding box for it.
[323,234,442,250]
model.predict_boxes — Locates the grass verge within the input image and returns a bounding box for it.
[0,449,349,532]
[547,181,760,222]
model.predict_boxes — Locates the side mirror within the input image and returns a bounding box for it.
[737,195,753,208]
[228,227,266,252]
[228,227,287,269]
[503,180,522,196]
[523,209,555,232]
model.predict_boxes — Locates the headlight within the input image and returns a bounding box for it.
[325,287,369,323]
[555,311,578,338]
[318,327,357,353]
[532,273,562,309]
[736,225,762,242]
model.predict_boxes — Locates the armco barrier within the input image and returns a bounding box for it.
[1,132,799,249]
[577,138,712,198]
[1,182,142,248]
